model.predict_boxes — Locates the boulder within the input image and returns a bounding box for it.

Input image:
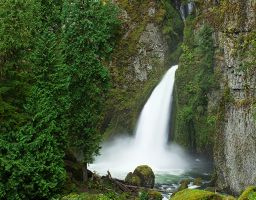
[133,165,155,188]
[139,190,162,200]
[172,179,191,196]
[125,172,141,186]
[178,179,192,191]
[193,177,203,186]
[171,189,223,200]
[125,165,155,188]
[148,190,162,200]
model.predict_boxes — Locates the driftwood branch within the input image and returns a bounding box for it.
[104,171,136,192]
[104,171,163,193]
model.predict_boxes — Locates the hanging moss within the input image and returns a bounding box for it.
[173,18,218,153]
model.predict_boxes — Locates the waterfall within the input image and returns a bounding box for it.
[134,65,178,155]
[90,65,189,178]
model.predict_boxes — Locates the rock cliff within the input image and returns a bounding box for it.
[174,0,256,195]
[211,0,256,194]
[102,0,183,137]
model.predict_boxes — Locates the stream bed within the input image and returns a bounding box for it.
[90,155,212,199]
[154,156,212,199]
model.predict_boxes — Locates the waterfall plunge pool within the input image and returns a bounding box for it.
[89,138,212,199]
[89,66,213,199]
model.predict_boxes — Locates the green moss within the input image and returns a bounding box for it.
[134,165,153,176]
[133,165,155,188]
[171,189,224,200]
[174,22,217,153]
[147,190,162,200]
[125,172,142,186]
[61,193,99,200]
[238,186,256,200]
[193,178,203,186]
[223,196,236,200]
[61,192,131,200]
[178,182,189,191]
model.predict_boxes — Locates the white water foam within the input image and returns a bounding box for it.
[90,65,190,179]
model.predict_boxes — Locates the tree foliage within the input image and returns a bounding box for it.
[0,0,40,133]
[174,21,217,153]
[61,0,120,163]
[1,0,119,199]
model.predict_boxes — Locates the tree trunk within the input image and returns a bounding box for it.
[82,162,88,185]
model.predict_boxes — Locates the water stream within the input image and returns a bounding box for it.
[90,65,212,198]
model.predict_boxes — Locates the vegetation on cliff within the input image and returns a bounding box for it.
[174,16,218,153]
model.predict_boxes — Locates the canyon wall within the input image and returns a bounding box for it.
[174,0,256,194]
[211,0,256,194]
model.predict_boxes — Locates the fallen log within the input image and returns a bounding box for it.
[104,171,164,194]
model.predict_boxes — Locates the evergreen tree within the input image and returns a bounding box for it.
[61,0,119,182]
[0,0,40,134]
[1,29,69,200]
[0,1,40,198]
[0,0,120,198]
[0,1,69,199]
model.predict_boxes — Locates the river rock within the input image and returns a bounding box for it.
[125,165,155,188]
[171,189,230,200]
[193,177,203,186]
[125,172,141,186]
[148,190,162,200]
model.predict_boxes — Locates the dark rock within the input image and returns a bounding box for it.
[205,187,217,192]
[172,179,192,197]
[125,172,141,186]
[133,165,155,188]
[193,177,203,186]
[148,190,162,200]
[125,165,155,188]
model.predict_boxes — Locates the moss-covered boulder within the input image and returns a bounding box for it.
[178,179,192,191]
[193,178,203,186]
[125,172,141,186]
[171,179,191,196]
[133,165,155,188]
[138,190,162,200]
[125,165,155,188]
[238,186,256,200]
[148,190,162,200]
[171,189,223,200]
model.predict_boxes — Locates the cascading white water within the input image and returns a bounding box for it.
[134,65,178,153]
[90,65,189,178]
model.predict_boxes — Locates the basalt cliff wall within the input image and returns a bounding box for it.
[174,0,256,194]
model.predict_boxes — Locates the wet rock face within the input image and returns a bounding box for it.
[215,105,256,194]
[221,107,256,193]
[212,0,256,194]
[132,23,168,81]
